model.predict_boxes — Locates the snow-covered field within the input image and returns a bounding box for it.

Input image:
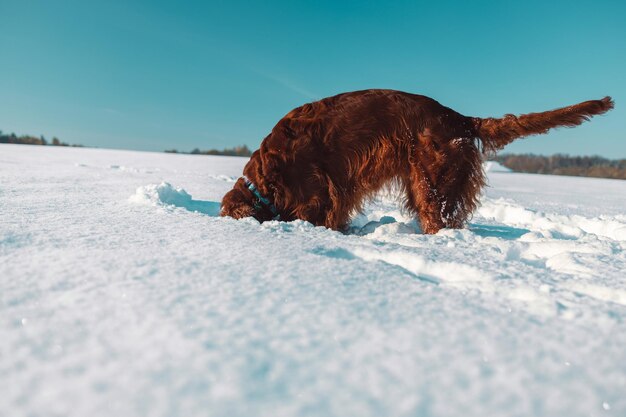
[1,143,625,417]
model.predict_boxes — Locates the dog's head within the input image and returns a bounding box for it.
[220,182,256,220]
[220,178,279,223]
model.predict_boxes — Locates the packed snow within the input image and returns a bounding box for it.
[1,143,625,417]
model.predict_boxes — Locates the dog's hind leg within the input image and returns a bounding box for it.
[404,165,480,234]
[403,170,446,234]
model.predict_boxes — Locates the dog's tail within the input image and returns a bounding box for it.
[472,97,614,153]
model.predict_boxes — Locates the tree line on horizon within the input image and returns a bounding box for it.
[165,145,252,157]
[0,130,81,147]
[492,153,626,180]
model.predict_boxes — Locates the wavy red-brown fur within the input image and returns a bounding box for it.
[221,90,612,234]
[475,97,614,153]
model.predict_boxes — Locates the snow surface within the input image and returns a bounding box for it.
[1,143,625,417]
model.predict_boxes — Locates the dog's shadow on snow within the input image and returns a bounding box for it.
[175,199,221,216]
[346,215,530,240]
[469,224,530,240]
[157,189,220,216]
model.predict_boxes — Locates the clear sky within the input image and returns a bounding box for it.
[1,0,624,157]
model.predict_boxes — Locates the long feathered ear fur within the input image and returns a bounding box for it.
[474,97,614,153]
[220,187,255,219]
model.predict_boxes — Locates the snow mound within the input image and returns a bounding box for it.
[352,246,493,288]
[478,197,626,241]
[129,182,193,206]
[129,182,220,216]
[483,161,512,172]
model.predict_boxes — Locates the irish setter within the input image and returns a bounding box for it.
[221,90,613,234]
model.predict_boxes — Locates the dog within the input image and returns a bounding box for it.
[221,90,613,234]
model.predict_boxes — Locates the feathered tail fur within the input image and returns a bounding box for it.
[473,97,614,153]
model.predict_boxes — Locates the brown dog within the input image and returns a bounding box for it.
[221,90,613,234]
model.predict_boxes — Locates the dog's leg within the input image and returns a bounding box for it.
[418,204,447,234]
[288,173,353,231]
[405,135,486,233]
[293,201,348,231]
[404,172,446,234]
[409,185,470,234]
[438,189,470,230]
[405,168,478,234]
[292,197,328,228]
[323,181,353,231]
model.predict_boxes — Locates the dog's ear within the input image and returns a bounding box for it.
[220,188,255,219]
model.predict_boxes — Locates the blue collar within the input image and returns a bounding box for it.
[242,176,281,220]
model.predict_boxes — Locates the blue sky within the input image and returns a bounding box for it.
[1,0,624,156]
